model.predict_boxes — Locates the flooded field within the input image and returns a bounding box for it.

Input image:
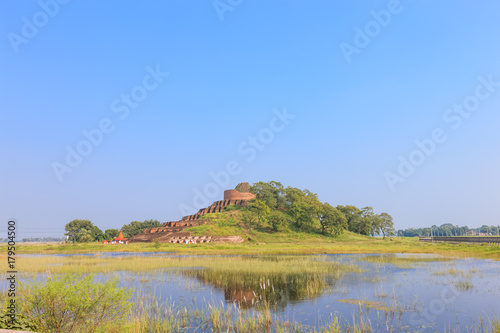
[4,253,500,332]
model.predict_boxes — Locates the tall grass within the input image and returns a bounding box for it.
[358,254,454,268]
[11,254,363,275]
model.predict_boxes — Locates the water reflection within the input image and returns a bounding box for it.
[182,256,348,309]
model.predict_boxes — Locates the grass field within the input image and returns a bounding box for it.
[5,231,500,260]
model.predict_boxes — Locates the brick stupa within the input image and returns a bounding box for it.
[128,183,255,244]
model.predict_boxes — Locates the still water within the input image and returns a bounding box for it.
[13,253,500,332]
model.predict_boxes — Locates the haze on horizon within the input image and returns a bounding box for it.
[1,1,499,238]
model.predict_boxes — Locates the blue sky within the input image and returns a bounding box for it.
[1,0,499,238]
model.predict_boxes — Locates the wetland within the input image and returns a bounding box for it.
[3,252,500,332]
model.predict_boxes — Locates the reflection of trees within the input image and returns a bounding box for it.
[183,270,341,310]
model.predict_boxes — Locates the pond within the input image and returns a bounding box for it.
[5,253,500,332]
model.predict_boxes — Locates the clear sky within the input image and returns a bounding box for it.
[1,0,499,238]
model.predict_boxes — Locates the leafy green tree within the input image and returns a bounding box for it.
[249,199,271,226]
[104,229,119,241]
[370,214,383,237]
[284,186,309,207]
[379,213,395,238]
[285,187,320,230]
[241,210,257,225]
[336,205,362,233]
[317,203,347,235]
[77,229,93,243]
[358,207,374,236]
[122,219,161,238]
[268,210,289,232]
[91,226,105,241]
[65,219,94,242]
[289,200,316,230]
[250,181,286,209]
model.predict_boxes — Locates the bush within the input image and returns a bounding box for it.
[268,211,289,232]
[224,204,242,211]
[153,239,161,249]
[0,311,39,331]
[20,274,133,333]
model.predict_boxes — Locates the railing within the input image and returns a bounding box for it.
[419,236,500,244]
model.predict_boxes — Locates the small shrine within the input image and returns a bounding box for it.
[102,230,129,244]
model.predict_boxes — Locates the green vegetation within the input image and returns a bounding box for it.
[64,219,106,242]
[454,279,474,291]
[241,181,395,238]
[5,232,500,260]
[64,219,161,243]
[19,274,132,333]
[358,254,454,268]
[182,256,363,310]
[12,254,362,276]
[121,219,162,238]
[9,276,500,332]
[398,223,500,237]
[0,310,39,331]
[6,252,500,332]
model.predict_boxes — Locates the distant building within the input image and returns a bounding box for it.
[102,230,128,244]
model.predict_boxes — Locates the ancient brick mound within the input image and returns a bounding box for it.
[129,183,255,244]
[128,221,206,243]
[182,198,251,221]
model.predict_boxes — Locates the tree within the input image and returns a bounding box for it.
[65,219,94,242]
[250,181,286,209]
[378,213,395,238]
[289,200,315,230]
[104,229,119,241]
[241,210,257,225]
[317,203,347,236]
[121,219,161,238]
[336,205,362,233]
[370,214,383,237]
[76,229,93,243]
[249,199,271,226]
[268,211,289,232]
[358,207,374,236]
[91,226,105,242]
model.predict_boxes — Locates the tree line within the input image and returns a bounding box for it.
[64,219,161,242]
[238,181,395,237]
[397,223,500,237]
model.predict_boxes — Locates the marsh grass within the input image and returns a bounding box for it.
[454,279,474,291]
[431,262,479,279]
[10,254,363,276]
[358,254,454,268]
[101,296,377,333]
[336,299,405,313]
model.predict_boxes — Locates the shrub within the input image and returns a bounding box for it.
[153,239,161,249]
[224,204,242,211]
[0,311,39,331]
[20,274,132,333]
[268,211,289,232]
